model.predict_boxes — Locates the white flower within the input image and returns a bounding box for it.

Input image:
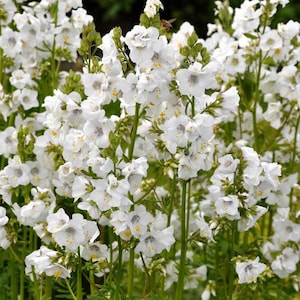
[25,246,59,280]
[224,51,246,75]
[216,154,240,174]
[16,88,39,110]
[124,25,159,65]
[3,155,31,188]
[47,208,70,234]
[0,207,9,226]
[260,162,281,191]
[135,226,175,257]
[13,200,47,226]
[10,69,35,89]
[215,195,241,220]
[260,29,283,53]
[278,20,300,41]
[272,217,300,244]
[83,118,115,149]
[232,0,262,37]
[176,62,217,97]
[81,73,109,100]
[71,7,93,28]
[160,115,190,154]
[53,215,86,252]
[263,101,282,129]
[0,27,22,57]
[0,127,18,158]
[238,205,267,232]
[44,263,71,279]
[144,0,163,18]
[236,257,266,284]
[81,242,109,261]
[0,227,11,249]
[271,247,299,278]
[127,205,154,238]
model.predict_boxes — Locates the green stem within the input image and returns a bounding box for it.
[252,50,263,152]
[77,254,83,300]
[116,236,123,300]
[128,103,141,161]
[20,229,28,300]
[175,180,188,300]
[228,221,237,300]
[32,266,40,300]
[9,246,22,263]
[167,175,177,227]
[10,258,18,300]
[291,112,300,164]
[127,246,135,298]
[89,270,95,296]
[65,279,77,300]
[267,209,274,236]
[45,276,51,299]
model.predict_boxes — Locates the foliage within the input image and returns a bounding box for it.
[0,0,299,299]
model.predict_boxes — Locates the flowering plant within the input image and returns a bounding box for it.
[0,0,299,299]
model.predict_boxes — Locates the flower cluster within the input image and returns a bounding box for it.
[0,0,299,299]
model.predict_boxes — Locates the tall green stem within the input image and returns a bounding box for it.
[127,102,141,297]
[228,221,237,300]
[127,246,135,298]
[77,254,83,300]
[291,112,300,164]
[116,236,123,300]
[252,50,263,152]
[10,258,18,300]
[45,276,52,299]
[175,180,188,300]
[128,103,141,161]
[65,279,77,300]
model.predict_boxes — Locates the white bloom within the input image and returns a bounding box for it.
[0,207,9,226]
[176,61,217,97]
[238,205,267,231]
[10,69,35,89]
[25,246,59,280]
[127,205,154,238]
[216,154,240,174]
[13,88,39,110]
[160,115,190,154]
[53,215,86,251]
[47,208,70,234]
[0,127,18,158]
[44,263,71,279]
[4,155,31,187]
[224,51,246,75]
[81,242,109,261]
[215,195,241,220]
[236,257,266,283]
[124,25,159,66]
[263,101,282,129]
[0,27,22,57]
[260,29,282,53]
[135,226,175,257]
[232,0,262,37]
[271,247,299,278]
[144,0,163,18]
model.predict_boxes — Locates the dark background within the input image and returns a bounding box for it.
[82,0,300,38]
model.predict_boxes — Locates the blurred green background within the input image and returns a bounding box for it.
[83,0,300,37]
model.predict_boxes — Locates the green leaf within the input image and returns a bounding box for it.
[187,31,198,47]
